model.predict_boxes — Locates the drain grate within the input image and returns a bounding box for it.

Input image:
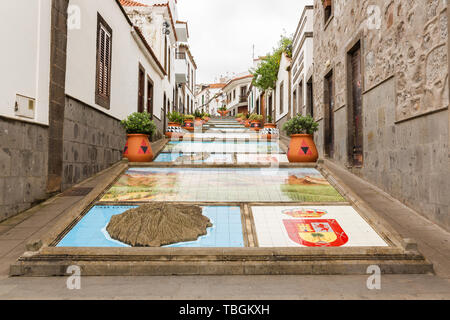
[62,187,93,197]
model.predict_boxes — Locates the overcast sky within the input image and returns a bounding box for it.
[177,0,313,84]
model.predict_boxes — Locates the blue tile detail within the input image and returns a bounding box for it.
[57,206,244,248]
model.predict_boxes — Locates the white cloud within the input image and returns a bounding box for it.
[177,0,313,84]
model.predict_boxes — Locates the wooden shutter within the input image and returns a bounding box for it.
[95,14,112,109]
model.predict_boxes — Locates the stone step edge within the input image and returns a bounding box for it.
[10,259,433,276]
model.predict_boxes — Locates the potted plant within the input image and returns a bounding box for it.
[249,113,263,131]
[183,114,195,131]
[218,106,229,117]
[236,113,243,122]
[243,113,251,128]
[261,115,278,140]
[202,112,210,123]
[121,112,156,162]
[166,111,183,138]
[264,115,276,128]
[193,110,204,127]
[282,115,319,163]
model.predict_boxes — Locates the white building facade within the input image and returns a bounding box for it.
[0,0,189,222]
[290,5,314,118]
[223,74,253,116]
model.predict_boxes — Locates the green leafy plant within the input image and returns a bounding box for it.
[183,114,194,120]
[219,106,227,111]
[267,115,273,123]
[236,113,243,119]
[168,111,183,123]
[249,113,263,122]
[121,112,156,136]
[193,110,203,118]
[250,35,293,91]
[282,115,319,136]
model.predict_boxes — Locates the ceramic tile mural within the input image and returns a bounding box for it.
[154,153,234,164]
[251,206,388,247]
[100,168,346,203]
[57,206,244,248]
[236,153,289,164]
[161,141,281,154]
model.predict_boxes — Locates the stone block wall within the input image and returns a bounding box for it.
[0,117,49,222]
[313,0,449,230]
[62,97,126,191]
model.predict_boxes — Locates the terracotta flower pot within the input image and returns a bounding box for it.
[218,110,229,117]
[250,120,262,131]
[194,118,203,127]
[123,134,153,162]
[287,134,318,163]
[165,122,181,138]
[244,120,251,128]
[260,123,278,140]
[183,119,194,131]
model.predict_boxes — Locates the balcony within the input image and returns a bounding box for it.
[175,54,188,83]
[175,23,189,43]
[239,95,248,103]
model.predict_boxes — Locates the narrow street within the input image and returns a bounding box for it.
[0,117,449,298]
[0,0,449,303]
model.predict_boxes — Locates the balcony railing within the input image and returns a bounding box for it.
[239,95,248,103]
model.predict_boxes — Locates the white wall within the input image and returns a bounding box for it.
[66,0,165,121]
[275,53,290,122]
[0,0,51,125]
[291,7,313,116]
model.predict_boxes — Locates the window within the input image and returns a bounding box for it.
[279,81,284,114]
[164,36,168,71]
[168,47,171,80]
[95,14,112,109]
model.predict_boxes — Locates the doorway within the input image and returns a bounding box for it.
[138,65,145,113]
[306,78,314,118]
[147,77,153,118]
[324,71,334,158]
[163,93,167,133]
[293,89,297,116]
[349,43,363,166]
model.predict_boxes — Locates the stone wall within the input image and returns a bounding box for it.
[151,116,164,142]
[47,0,69,193]
[62,97,126,191]
[313,0,449,230]
[0,117,49,222]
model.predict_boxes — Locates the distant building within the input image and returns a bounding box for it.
[222,74,253,116]
[195,83,226,115]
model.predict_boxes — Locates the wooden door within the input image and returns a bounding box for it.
[351,47,363,166]
[138,67,145,113]
[325,72,334,158]
[147,78,153,117]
